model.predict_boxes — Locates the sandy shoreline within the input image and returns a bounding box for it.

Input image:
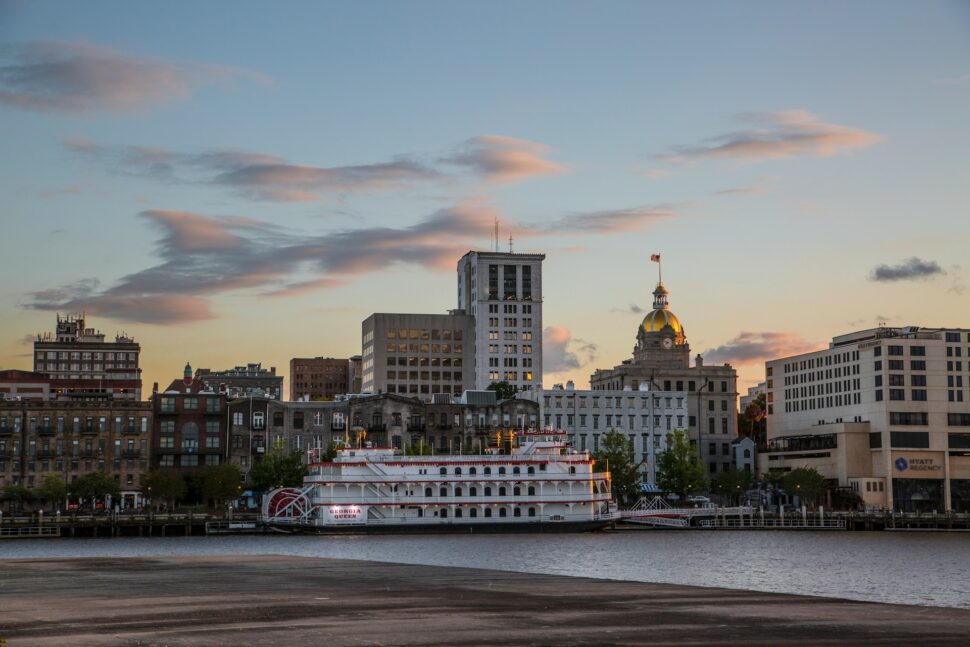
[1,555,968,645]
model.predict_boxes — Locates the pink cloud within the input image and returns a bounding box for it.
[445,135,566,182]
[701,332,825,366]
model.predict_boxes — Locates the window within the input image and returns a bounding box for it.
[889,412,928,426]
[889,389,905,401]
[911,390,927,401]
[183,397,198,410]
[890,431,929,448]
[888,345,903,356]
[910,360,926,371]
[948,413,970,426]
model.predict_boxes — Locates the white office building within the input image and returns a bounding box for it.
[457,251,545,393]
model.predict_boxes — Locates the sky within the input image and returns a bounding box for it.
[1,1,968,397]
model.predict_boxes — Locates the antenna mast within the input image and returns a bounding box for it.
[494,217,499,252]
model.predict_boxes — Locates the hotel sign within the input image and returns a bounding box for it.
[893,456,943,474]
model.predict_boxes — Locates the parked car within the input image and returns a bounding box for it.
[687,495,712,506]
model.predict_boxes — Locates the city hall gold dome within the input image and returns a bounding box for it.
[641,308,683,335]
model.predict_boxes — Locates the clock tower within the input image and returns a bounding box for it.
[632,282,690,369]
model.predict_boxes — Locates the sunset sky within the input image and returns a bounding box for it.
[2,1,968,396]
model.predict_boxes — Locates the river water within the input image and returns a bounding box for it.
[3,531,969,609]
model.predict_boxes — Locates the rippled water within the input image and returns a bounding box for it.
[3,531,969,608]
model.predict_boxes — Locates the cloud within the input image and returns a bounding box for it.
[23,199,675,324]
[702,332,824,366]
[711,186,768,196]
[869,257,945,282]
[540,205,675,235]
[610,304,644,315]
[543,325,598,373]
[40,185,81,198]
[0,42,264,114]
[661,110,883,164]
[442,135,567,182]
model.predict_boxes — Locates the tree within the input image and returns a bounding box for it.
[404,442,434,456]
[140,469,187,510]
[711,469,753,505]
[591,429,641,506]
[1,484,34,511]
[656,430,706,500]
[738,393,767,446]
[36,474,69,508]
[319,442,342,462]
[250,444,308,492]
[70,472,121,507]
[782,467,830,508]
[196,463,242,509]
[486,381,518,401]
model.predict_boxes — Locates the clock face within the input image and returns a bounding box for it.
[662,338,673,349]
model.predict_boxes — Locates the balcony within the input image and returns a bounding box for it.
[81,426,98,436]
[79,450,97,459]
[36,449,55,459]
[123,427,141,436]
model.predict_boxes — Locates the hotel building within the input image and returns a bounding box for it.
[760,326,970,512]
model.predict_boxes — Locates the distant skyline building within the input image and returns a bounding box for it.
[361,312,475,400]
[32,314,142,400]
[195,363,283,400]
[457,250,545,393]
[589,279,739,479]
[761,325,970,512]
[289,357,352,401]
[740,381,767,412]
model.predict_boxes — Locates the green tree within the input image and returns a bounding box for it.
[404,442,434,455]
[738,393,767,446]
[782,467,830,508]
[70,472,121,506]
[140,469,187,510]
[250,444,308,492]
[591,428,641,506]
[196,463,242,509]
[656,430,706,500]
[1,484,35,511]
[36,474,69,508]
[319,442,342,462]
[711,469,753,505]
[486,381,518,401]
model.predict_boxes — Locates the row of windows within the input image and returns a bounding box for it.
[386,328,464,341]
[784,364,860,385]
[386,370,460,381]
[36,351,137,361]
[783,350,860,373]
[545,395,686,410]
[158,421,221,434]
[157,454,220,467]
[158,397,222,413]
[385,343,464,354]
[0,415,149,434]
[546,413,686,430]
[783,393,863,412]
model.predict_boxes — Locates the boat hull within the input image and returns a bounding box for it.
[265,518,614,535]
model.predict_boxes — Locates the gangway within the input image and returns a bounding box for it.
[621,497,754,528]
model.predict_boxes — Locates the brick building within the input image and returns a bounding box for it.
[151,364,228,474]
[289,357,352,401]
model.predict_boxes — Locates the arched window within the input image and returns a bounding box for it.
[498,467,506,475]
[484,508,492,518]
[470,508,478,518]
[455,467,462,475]
[439,467,447,475]
[499,486,507,496]
[439,486,447,497]
[484,486,492,496]
[513,486,521,496]
[499,508,507,518]
[469,467,477,475]
[513,466,520,475]
[528,507,536,517]
[569,466,576,474]
[455,487,463,497]
[441,509,448,519]
[527,466,535,475]
[425,487,432,497]
[470,487,477,497]
[455,508,463,518]
[484,467,491,475]
[528,486,535,496]
[513,508,522,517]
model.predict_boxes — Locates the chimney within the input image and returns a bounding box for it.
[695,354,704,367]
[152,382,158,394]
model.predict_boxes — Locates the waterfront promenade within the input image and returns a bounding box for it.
[2,556,969,645]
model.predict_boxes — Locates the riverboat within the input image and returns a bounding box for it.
[262,430,619,532]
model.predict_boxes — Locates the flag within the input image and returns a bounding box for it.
[650,254,661,263]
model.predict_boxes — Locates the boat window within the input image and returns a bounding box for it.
[455,467,462,475]
[485,487,492,496]
[513,466,520,475]
[439,487,447,497]
[469,467,477,475]
[499,487,507,496]
[528,486,535,496]
[570,466,576,474]
[485,508,492,518]
[513,487,521,496]
[470,508,478,518]
[499,467,506,475]
[441,509,448,519]
[499,508,507,517]
[470,487,477,496]
[514,508,522,517]
[425,487,432,497]
[528,507,536,517]
[455,487,463,497]
[439,467,447,475]
[528,466,535,475]
[455,508,463,518]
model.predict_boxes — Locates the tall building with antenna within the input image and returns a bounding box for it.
[457,250,545,393]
